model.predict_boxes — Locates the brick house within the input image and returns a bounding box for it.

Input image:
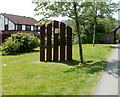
[0,13,40,43]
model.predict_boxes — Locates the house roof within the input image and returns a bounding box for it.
[1,13,38,25]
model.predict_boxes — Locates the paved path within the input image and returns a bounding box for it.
[93,44,119,96]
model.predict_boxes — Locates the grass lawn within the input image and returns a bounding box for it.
[1,44,113,95]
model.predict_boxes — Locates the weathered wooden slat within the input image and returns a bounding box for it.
[40,20,72,62]
[40,25,45,61]
[54,20,59,28]
[53,21,59,61]
[67,26,72,60]
[60,22,65,61]
[47,23,52,61]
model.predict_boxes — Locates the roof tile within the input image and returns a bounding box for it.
[1,13,38,25]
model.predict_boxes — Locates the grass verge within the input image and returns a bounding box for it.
[1,44,113,95]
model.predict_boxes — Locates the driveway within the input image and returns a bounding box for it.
[93,44,119,96]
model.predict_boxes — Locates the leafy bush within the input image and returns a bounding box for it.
[96,18,112,33]
[2,33,39,55]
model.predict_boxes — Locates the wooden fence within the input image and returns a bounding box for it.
[40,20,72,61]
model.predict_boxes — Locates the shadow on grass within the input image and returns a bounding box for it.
[53,60,94,66]
[44,59,106,74]
[63,59,120,77]
[64,60,106,74]
[53,60,80,66]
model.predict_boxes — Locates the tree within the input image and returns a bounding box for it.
[81,1,118,46]
[79,1,118,45]
[33,1,84,63]
[68,1,117,44]
[32,1,118,63]
[73,2,83,63]
[69,17,113,44]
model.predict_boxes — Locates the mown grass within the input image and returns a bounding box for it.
[1,44,113,95]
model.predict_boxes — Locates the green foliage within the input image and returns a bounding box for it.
[116,29,120,43]
[35,19,52,26]
[33,1,118,38]
[95,33,104,43]
[2,33,39,55]
[96,18,112,33]
[2,40,20,55]
[70,17,114,44]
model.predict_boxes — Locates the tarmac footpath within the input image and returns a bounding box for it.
[93,44,119,96]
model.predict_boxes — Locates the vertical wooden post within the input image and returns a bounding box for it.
[53,21,59,61]
[47,23,52,61]
[40,20,72,62]
[60,22,65,61]
[67,26,72,60]
[40,25,45,61]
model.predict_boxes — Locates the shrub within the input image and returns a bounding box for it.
[96,18,112,33]
[2,33,39,55]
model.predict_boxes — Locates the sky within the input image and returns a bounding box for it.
[0,0,119,21]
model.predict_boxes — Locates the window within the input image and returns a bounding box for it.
[33,26,38,31]
[26,25,31,31]
[33,26,35,31]
[36,26,38,31]
[17,25,22,31]
[5,25,8,30]
[33,26,36,31]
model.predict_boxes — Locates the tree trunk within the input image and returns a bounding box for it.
[93,23,96,47]
[92,2,97,47]
[73,2,83,63]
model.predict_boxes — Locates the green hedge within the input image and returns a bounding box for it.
[2,33,39,55]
